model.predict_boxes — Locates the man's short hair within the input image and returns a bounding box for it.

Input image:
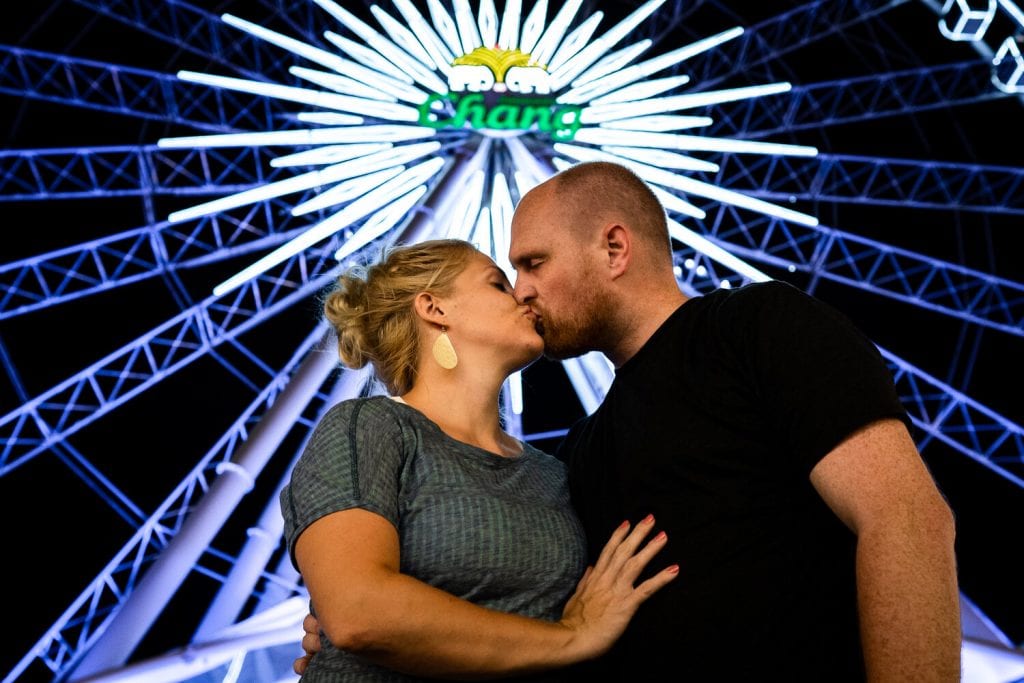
[549,161,672,258]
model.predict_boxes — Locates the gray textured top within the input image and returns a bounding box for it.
[280,395,587,682]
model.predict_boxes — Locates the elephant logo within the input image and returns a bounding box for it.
[449,46,551,94]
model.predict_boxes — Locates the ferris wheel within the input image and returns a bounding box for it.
[1,0,1023,681]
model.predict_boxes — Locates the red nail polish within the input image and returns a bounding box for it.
[642,513,654,524]
[619,520,630,530]
[667,564,680,574]
[654,531,667,541]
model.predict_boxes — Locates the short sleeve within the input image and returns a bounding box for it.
[279,398,408,569]
[729,281,910,474]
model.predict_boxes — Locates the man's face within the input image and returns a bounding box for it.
[509,185,608,360]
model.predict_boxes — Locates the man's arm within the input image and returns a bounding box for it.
[810,417,961,682]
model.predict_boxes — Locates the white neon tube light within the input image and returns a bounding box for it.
[448,170,486,241]
[290,67,395,102]
[572,128,818,157]
[599,115,712,132]
[392,0,455,75]
[490,173,514,268]
[471,206,493,257]
[295,112,365,126]
[323,31,413,84]
[221,14,424,103]
[213,157,445,296]
[453,0,484,54]
[505,136,551,190]
[509,371,524,415]
[667,219,769,283]
[497,0,522,49]
[567,40,652,91]
[555,144,819,227]
[530,0,584,67]
[175,71,422,121]
[648,184,707,220]
[601,146,719,173]
[169,141,440,223]
[561,26,742,103]
[270,143,391,168]
[590,75,691,105]
[333,184,430,261]
[547,13,604,73]
[313,0,447,93]
[371,6,437,71]
[518,0,549,54]
[158,125,435,150]
[550,0,668,89]
[427,0,465,57]
[580,82,793,124]
[477,0,500,48]
[293,167,404,216]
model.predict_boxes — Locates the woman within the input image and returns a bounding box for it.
[280,238,677,681]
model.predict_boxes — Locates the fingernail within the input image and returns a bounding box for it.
[654,531,667,541]
[642,513,654,524]
[619,519,630,530]
[667,564,680,574]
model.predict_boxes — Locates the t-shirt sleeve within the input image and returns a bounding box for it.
[731,281,911,475]
[279,399,407,569]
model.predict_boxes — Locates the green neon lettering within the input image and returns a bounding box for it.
[417,93,583,140]
[452,93,487,128]
[417,93,450,128]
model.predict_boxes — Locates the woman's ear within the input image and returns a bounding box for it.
[413,291,446,325]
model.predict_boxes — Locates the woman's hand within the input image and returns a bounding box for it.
[558,514,678,661]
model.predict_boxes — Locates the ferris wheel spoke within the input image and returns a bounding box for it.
[3,323,334,683]
[0,243,343,478]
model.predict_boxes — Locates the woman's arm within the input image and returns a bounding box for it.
[295,508,675,679]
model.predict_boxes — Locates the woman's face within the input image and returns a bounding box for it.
[443,250,544,371]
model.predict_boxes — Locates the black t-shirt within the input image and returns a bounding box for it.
[558,280,910,681]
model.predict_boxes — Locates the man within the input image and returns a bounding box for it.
[295,161,960,680]
[507,161,960,681]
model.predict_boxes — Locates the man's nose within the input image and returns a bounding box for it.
[512,279,533,303]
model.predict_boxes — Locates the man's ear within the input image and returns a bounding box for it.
[413,291,446,325]
[603,223,631,278]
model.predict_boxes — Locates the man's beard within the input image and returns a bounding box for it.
[536,294,611,361]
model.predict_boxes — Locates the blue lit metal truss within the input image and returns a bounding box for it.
[1,0,1022,681]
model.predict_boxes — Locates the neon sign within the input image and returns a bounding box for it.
[414,44,580,138]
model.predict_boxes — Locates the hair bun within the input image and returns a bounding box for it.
[323,267,372,369]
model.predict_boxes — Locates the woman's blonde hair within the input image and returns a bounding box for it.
[323,238,478,395]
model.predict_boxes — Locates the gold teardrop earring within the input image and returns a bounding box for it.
[432,326,458,369]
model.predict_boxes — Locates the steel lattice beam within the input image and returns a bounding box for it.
[69,0,298,83]
[0,146,288,201]
[709,61,1006,139]
[689,0,910,90]
[884,350,1024,484]
[709,153,1024,214]
[686,206,1024,336]
[0,241,342,476]
[0,219,316,320]
[0,45,277,133]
